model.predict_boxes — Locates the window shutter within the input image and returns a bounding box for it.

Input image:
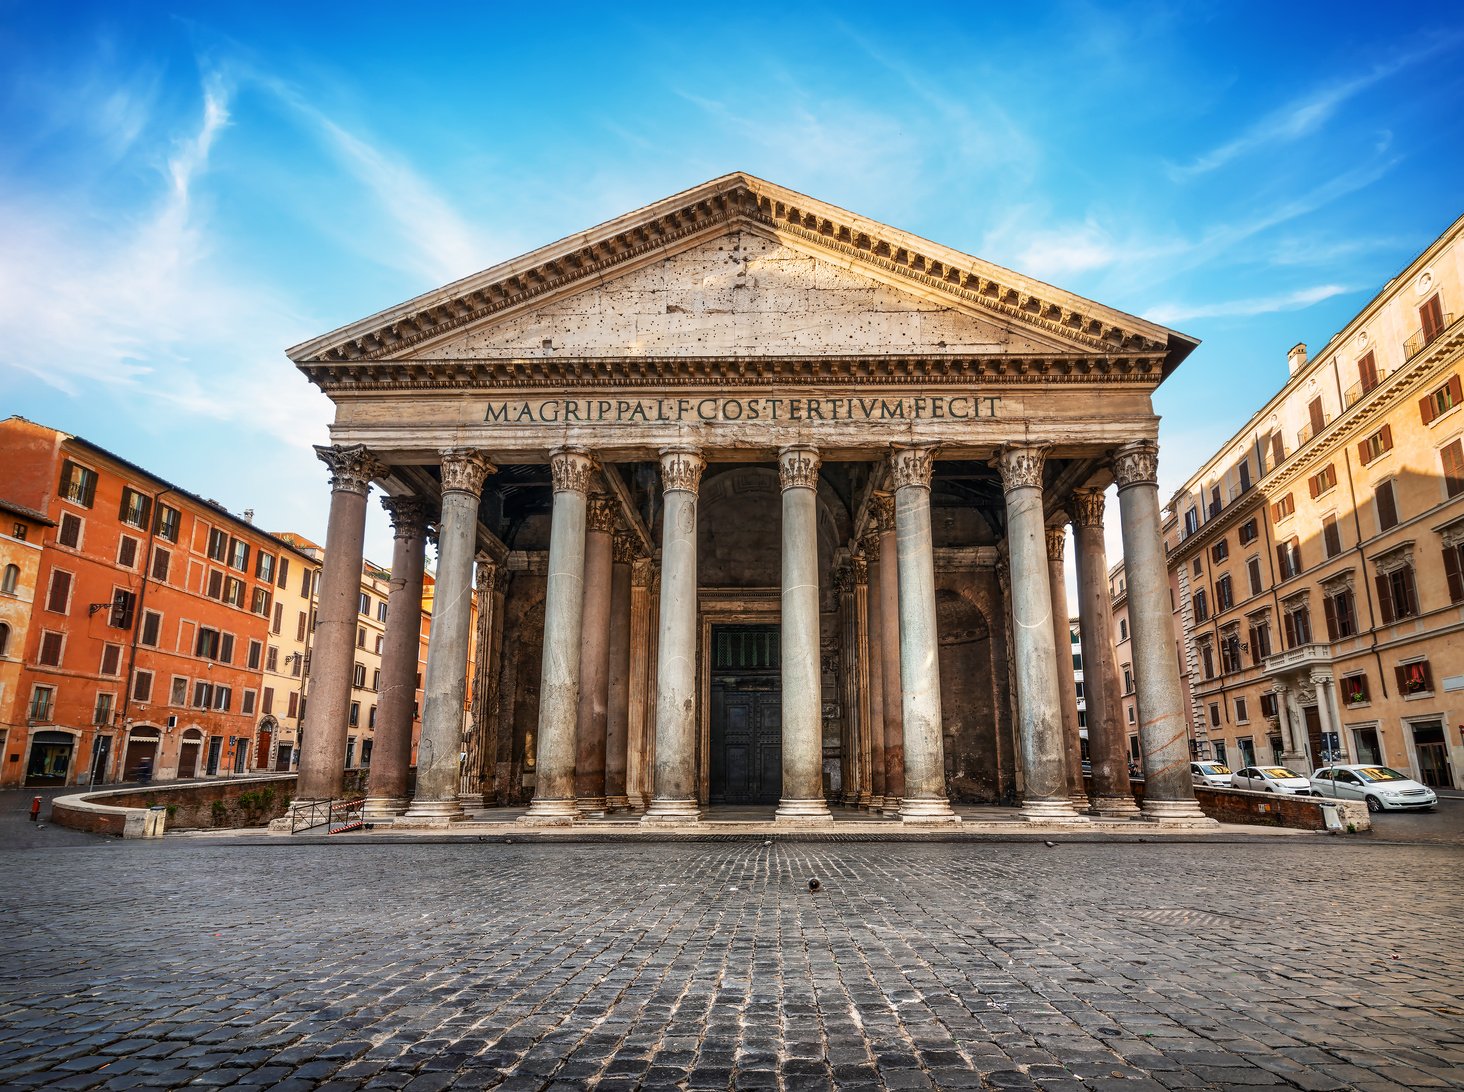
[1308,398,1324,433]
[1380,423,1392,451]
[1394,664,1407,692]
[1377,482,1398,529]
[1422,295,1444,341]
[1450,375,1462,407]
[1323,595,1338,641]
[1400,567,1418,617]
[1271,434,1284,466]
[1308,475,1320,499]
[1445,546,1464,603]
[1375,574,1396,625]
[1283,610,1297,648]
[1358,439,1371,464]
[1359,351,1378,391]
[1421,393,1438,425]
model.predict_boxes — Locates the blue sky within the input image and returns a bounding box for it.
[3,2,1462,565]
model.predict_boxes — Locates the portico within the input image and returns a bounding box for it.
[287,172,1211,827]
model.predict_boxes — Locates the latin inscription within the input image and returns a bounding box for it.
[483,395,1002,425]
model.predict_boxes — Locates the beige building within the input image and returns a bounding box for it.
[0,500,52,783]
[1167,214,1464,794]
[260,532,321,771]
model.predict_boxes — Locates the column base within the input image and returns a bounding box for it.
[395,798,467,827]
[640,798,702,824]
[361,796,408,820]
[879,797,903,816]
[1070,792,1093,811]
[899,797,961,824]
[840,791,861,807]
[864,794,885,811]
[1092,795,1142,819]
[1140,799,1218,826]
[576,796,608,818]
[1020,798,1091,823]
[603,794,632,812]
[457,792,484,809]
[520,797,579,825]
[775,798,833,822]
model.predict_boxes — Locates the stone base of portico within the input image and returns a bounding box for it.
[395,800,469,828]
[641,799,701,824]
[899,799,961,824]
[519,799,580,825]
[1071,792,1094,811]
[1092,795,1142,819]
[576,796,608,818]
[775,798,833,822]
[1020,799,1089,823]
[1140,799,1218,826]
[361,796,408,820]
[864,794,885,811]
[603,794,632,812]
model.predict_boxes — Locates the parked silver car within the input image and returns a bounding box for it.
[1230,766,1312,794]
[1309,765,1438,812]
[1190,761,1232,788]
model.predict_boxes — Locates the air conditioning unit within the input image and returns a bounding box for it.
[166,715,178,729]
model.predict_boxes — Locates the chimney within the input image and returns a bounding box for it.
[243,508,255,524]
[1287,342,1307,376]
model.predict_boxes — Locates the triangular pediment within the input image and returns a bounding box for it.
[290,172,1196,385]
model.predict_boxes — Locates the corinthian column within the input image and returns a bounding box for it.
[297,444,383,802]
[1113,440,1212,825]
[889,446,959,823]
[522,449,597,824]
[604,533,636,811]
[574,494,616,815]
[643,448,704,824]
[874,493,905,811]
[1072,487,1140,817]
[852,555,874,809]
[402,450,494,824]
[363,495,431,819]
[1046,526,1086,806]
[861,531,887,811]
[999,444,1083,822]
[776,446,831,822]
[466,557,506,806]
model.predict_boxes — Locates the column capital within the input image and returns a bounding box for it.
[474,555,505,595]
[1112,440,1160,490]
[996,442,1049,493]
[870,491,896,532]
[1270,681,1292,697]
[860,530,881,563]
[315,444,386,496]
[631,555,657,587]
[778,445,821,491]
[1308,668,1335,686]
[1070,486,1106,528]
[586,494,618,534]
[888,445,936,490]
[1045,526,1066,561]
[381,495,434,538]
[659,447,705,494]
[850,554,869,584]
[440,449,495,495]
[549,448,598,494]
[833,563,853,595]
[612,532,639,564]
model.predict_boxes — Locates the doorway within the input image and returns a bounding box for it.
[122,733,159,782]
[1411,721,1455,788]
[708,624,782,805]
[25,731,75,786]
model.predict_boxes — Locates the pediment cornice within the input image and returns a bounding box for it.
[290,173,1195,380]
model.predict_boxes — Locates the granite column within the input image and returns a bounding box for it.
[875,493,905,812]
[574,494,616,815]
[604,534,635,810]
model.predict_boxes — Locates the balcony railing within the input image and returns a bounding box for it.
[1297,413,1334,447]
[1344,366,1391,408]
[1262,643,1333,675]
[1405,313,1454,360]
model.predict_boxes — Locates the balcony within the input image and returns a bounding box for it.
[1296,413,1333,447]
[1262,643,1332,676]
[1405,313,1454,360]
[1343,366,1391,408]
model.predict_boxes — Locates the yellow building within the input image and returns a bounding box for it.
[260,533,321,771]
[1168,214,1464,792]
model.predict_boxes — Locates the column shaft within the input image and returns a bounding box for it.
[862,533,887,810]
[297,445,381,802]
[1113,440,1211,824]
[573,496,615,814]
[363,496,429,819]
[624,558,657,810]
[522,450,596,823]
[643,449,704,823]
[403,451,493,823]
[999,445,1083,822]
[604,536,635,810]
[1046,526,1086,805]
[890,447,958,822]
[875,496,905,810]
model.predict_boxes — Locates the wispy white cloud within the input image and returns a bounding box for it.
[1146,283,1351,325]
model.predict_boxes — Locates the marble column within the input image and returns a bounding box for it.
[1113,440,1211,824]
[402,450,494,824]
[1046,525,1087,807]
[574,494,616,815]
[466,557,506,806]
[874,492,905,812]
[1280,684,1310,769]
[643,448,704,824]
[363,495,430,819]
[1071,487,1140,818]
[861,531,887,811]
[604,534,636,811]
[297,444,383,802]
[889,447,959,823]
[836,562,862,806]
[776,446,831,822]
[522,449,597,824]
[999,444,1084,822]
[852,556,875,809]
[625,556,657,810]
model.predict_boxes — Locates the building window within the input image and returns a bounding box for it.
[1,564,17,595]
[1184,508,1199,535]
[116,535,139,569]
[1118,618,1128,641]
[1358,424,1393,464]
[242,690,256,716]
[57,511,82,548]
[224,577,246,608]
[1341,674,1370,707]
[170,676,188,705]
[349,702,360,727]
[229,538,250,572]
[45,569,73,613]
[1248,618,1272,665]
[59,460,98,507]
[1276,539,1302,581]
[1192,588,1209,623]
[1374,480,1399,532]
[276,556,290,589]
[131,671,153,703]
[1271,493,1295,522]
[1199,641,1215,679]
[1192,557,1202,577]
[29,685,56,721]
[1283,600,1312,647]
[1322,516,1342,559]
[100,643,122,676]
[1234,697,1248,723]
[247,639,263,671]
[1210,539,1229,564]
[1220,632,1242,674]
[1307,464,1336,498]
[1238,458,1252,493]
[266,646,279,673]
[151,546,171,582]
[192,681,212,709]
[1323,587,1357,640]
[359,592,371,616]
[37,630,64,667]
[1122,665,1133,694]
[1216,574,1234,611]
[1208,702,1221,727]
[287,691,299,719]
[256,552,275,582]
[353,662,367,688]
[272,601,283,634]
[377,600,388,623]
[356,626,367,649]
[1419,293,1446,347]
[118,487,151,529]
[213,686,232,712]
[1239,518,1258,545]
[1246,556,1263,596]
[154,503,180,542]
[1420,375,1462,424]
[1357,350,1379,394]
[1441,440,1464,499]
[263,686,275,715]
[1375,563,1419,623]
[139,609,161,648]
[206,570,224,600]
[252,587,271,616]
[1127,705,1135,725]
[195,627,222,660]
[1396,659,1433,696]
[296,611,308,642]
[1444,540,1464,603]
[206,528,227,562]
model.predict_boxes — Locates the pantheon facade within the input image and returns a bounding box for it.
[287,173,1208,826]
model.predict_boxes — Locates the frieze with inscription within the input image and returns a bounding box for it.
[482,393,1002,426]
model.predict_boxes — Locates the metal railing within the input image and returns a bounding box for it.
[287,797,366,834]
[1344,366,1390,408]
[1405,313,1453,360]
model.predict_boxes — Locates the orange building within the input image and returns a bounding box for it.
[0,417,315,787]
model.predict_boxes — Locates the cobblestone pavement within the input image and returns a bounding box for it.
[2,832,1462,1091]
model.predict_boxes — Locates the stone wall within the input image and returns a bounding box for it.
[1193,786,1372,831]
[52,774,305,836]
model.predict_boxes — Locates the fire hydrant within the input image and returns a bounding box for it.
[30,796,41,822]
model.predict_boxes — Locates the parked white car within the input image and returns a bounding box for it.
[1230,766,1312,794]
[1190,761,1233,788]
[1309,765,1439,812]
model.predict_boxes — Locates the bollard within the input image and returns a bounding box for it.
[30,796,41,822]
